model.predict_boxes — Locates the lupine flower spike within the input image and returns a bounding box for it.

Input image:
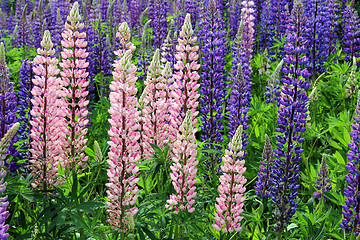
[198,0,226,175]
[255,134,273,198]
[162,62,176,147]
[30,30,63,189]
[0,122,20,240]
[114,22,136,58]
[170,14,200,135]
[313,155,332,199]
[345,57,358,98]
[142,49,169,155]
[265,60,284,105]
[106,50,140,232]
[59,2,90,171]
[166,110,199,214]
[341,90,360,236]
[17,59,33,163]
[270,0,311,232]
[0,42,18,167]
[137,91,147,160]
[213,125,247,233]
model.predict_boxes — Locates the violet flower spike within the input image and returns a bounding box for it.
[255,134,273,198]
[313,155,332,199]
[0,43,18,169]
[17,59,34,163]
[0,122,20,240]
[269,0,311,232]
[341,90,360,236]
[198,0,226,175]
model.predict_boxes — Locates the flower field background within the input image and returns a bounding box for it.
[0,0,360,239]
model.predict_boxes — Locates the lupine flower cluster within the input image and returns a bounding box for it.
[170,14,200,132]
[227,63,250,152]
[198,0,226,174]
[213,125,246,233]
[0,122,20,240]
[166,110,199,214]
[341,91,360,235]
[304,0,339,77]
[341,2,360,63]
[345,57,358,98]
[313,155,332,199]
[29,30,63,189]
[142,49,169,155]
[240,0,256,64]
[255,134,273,198]
[227,0,256,153]
[149,0,169,49]
[270,0,310,231]
[106,49,140,232]
[259,0,272,52]
[0,43,18,169]
[264,59,284,105]
[229,0,242,37]
[17,59,33,162]
[58,2,89,171]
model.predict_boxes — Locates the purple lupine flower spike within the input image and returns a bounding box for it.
[313,155,332,199]
[17,4,30,50]
[0,43,18,170]
[17,59,34,163]
[199,0,226,175]
[341,2,360,64]
[229,0,241,37]
[227,0,256,144]
[304,0,339,78]
[255,134,273,198]
[149,0,169,49]
[269,0,311,232]
[0,123,20,240]
[137,20,152,87]
[259,0,273,52]
[228,63,250,154]
[265,59,284,105]
[341,90,360,236]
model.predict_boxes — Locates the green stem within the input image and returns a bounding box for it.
[174,224,179,240]
[8,201,18,230]
[43,198,48,237]
[87,164,102,201]
[169,224,174,239]
[272,101,276,135]
[250,222,256,239]
[305,138,319,195]
[142,173,148,196]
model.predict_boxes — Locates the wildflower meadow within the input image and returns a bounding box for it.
[0,0,360,239]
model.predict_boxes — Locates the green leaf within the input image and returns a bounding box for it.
[323,192,339,205]
[329,140,342,150]
[307,198,314,214]
[73,201,106,214]
[254,125,260,138]
[70,212,90,230]
[333,151,345,166]
[85,147,96,158]
[141,226,157,240]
